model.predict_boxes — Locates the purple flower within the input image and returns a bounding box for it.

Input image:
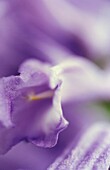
[0,59,68,154]
[0,0,110,170]
[0,57,110,170]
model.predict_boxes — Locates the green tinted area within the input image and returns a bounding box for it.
[99,101,110,114]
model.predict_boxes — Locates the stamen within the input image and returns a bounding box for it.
[27,90,54,101]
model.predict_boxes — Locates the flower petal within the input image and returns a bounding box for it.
[48,123,110,170]
[53,57,110,102]
[0,59,68,154]
[44,0,110,59]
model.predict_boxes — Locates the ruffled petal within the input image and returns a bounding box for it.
[48,123,110,170]
[0,59,68,154]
